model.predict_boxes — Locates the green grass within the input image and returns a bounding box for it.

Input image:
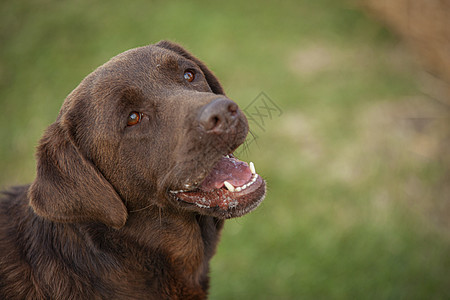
[1,0,449,299]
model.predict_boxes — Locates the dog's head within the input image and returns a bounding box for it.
[28,41,265,229]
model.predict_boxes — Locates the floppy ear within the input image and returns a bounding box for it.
[28,122,128,229]
[155,40,225,95]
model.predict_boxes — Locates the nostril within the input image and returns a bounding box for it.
[201,114,222,131]
[211,115,220,128]
[228,103,238,117]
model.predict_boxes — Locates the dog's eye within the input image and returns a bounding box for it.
[127,112,142,126]
[184,70,195,82]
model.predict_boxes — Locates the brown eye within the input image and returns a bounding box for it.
[184,70,195,82]
[127,111,142,126]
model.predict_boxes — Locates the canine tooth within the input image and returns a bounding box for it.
[224,181,235,192]
[249,162,256,174]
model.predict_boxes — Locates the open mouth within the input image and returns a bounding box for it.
[169,154,266,218]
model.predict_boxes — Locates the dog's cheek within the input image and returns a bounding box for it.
[117,143,160,193]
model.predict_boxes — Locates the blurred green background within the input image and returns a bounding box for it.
[1,0,449,299]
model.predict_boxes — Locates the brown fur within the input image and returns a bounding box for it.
[0,41,251,299]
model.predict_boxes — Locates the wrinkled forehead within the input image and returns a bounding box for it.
[100,45,196,79]
[82,46,192,100]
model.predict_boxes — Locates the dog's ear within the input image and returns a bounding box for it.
[155,40,225,95]
[28,122,128,229]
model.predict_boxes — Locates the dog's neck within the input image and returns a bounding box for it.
[118,206,224,285]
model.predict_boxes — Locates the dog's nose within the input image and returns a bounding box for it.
[198,98,239,133]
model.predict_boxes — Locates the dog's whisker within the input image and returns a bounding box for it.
[129,203,153,213]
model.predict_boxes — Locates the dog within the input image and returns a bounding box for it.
[0,41,265,299]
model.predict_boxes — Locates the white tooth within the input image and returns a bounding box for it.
[224,181,235,192]
[235,187,242,192]
[249,162,256,174]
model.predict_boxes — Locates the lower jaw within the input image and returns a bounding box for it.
[171,175,266,219]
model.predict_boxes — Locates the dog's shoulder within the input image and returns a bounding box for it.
[0,185,36,232]
[0,184,29,203]
[0,185,33,230]
[0,185,45,299]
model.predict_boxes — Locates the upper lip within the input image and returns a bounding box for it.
[170,153,259,194]
[169,154,227,193]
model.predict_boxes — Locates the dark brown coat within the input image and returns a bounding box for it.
[0,41,265,299]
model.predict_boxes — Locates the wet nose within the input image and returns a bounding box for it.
[198,98,239,133]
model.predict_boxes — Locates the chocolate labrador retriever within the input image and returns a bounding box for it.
[0,41,265,299]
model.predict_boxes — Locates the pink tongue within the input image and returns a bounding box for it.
[199,157,253,191]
